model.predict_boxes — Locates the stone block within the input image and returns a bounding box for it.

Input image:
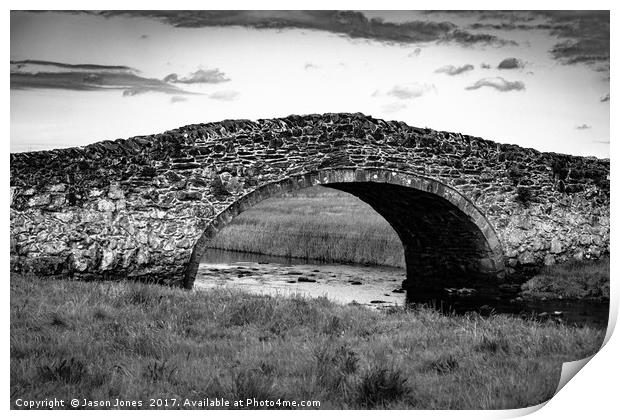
[28,194,51,207]
[550,238,563,254]
[97,199,116,212]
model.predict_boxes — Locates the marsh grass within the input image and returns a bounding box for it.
[205,186,405,267]
[521,258,610,299]
[10,274,606,409]
[356,366,413,408]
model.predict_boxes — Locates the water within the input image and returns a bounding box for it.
[409,295,609,329]
[196,248,609,329]
[196,248,408,307]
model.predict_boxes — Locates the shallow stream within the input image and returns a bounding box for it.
[195,248,609,329]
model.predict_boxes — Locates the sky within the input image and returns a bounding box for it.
[10,10,610,157]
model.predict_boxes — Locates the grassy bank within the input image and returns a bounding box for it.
[521,258,610,300]
[206,186,405,267]
[11,274,605,409]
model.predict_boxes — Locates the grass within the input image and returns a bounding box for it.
[521,258,610,300]
[206,186,405,267]
[10,273,606,409]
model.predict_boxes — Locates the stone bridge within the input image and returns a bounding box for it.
[10,113,609,296]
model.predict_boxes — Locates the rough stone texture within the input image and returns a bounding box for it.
[10,113,609,295]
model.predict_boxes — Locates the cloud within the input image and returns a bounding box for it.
[480,63,491,69]
[498,57,524,69]
[443,11,609,66]
[11,59,132,72]
[164,68,230,84]
[170,96,188,104]
[304,63,319,70]
[10,59,191,96]
[444,29,516,46]
[600,93,610,102]
[435,64,474,76]
[407,47,421,57]
[70,10,516,47]
[545,11,609,65]
[465,77,525,92]
[385,83,436,99]
[208,90,240,101]
[575,124,591,130]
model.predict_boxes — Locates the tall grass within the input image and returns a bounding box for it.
[521,258,610,299]
[205,186,405,267]
[11,274,605,409]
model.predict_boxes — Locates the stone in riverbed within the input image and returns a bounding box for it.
[297,276,316,283]
[350,281,362,285]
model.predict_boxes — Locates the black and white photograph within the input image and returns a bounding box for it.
[8,2,615,413]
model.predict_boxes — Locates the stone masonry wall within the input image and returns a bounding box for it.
[10,113,610,288]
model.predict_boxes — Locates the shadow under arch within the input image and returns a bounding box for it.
[184,167,505,298]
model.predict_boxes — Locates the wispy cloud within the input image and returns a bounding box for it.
[575,124,591,130]
[465,77,525,92]
[304,63,319,70]
[10,59,191,96]
[480,63,491,69]
[382,102,408,113]
[435,64,474,76]
[208,90,240,101]
[600,93,610,102]
[407,47,421,57]
[385,83,436,99]
[11,59,132,72]
[164,68,230,84]
[498,57,524,69]
[170,96,188,104]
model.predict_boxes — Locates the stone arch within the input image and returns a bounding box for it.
[184,167,505,296]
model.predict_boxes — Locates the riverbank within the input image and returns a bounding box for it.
[520,258,610,300]
[11,273,605,409]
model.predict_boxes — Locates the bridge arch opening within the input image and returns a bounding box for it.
[184,168,505,297]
